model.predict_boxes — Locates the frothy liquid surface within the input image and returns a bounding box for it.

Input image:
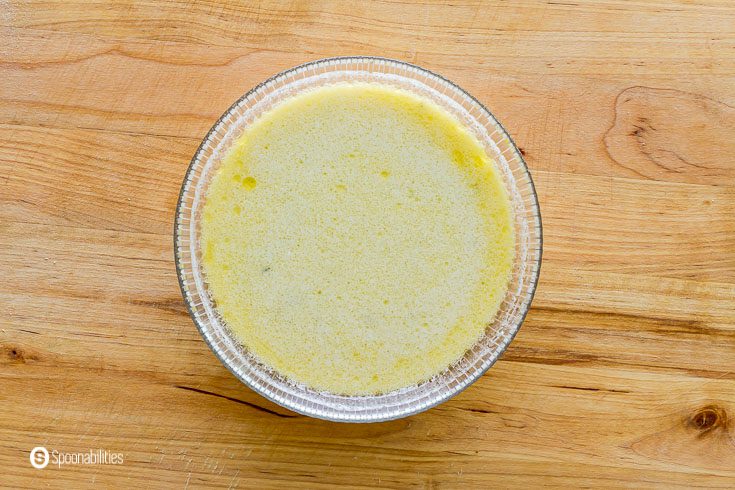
[201,83,514,395]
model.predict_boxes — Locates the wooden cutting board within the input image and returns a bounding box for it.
[2,1,734,487]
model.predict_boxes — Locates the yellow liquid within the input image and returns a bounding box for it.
[201,83,515,395]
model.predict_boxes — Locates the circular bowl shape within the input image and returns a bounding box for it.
[175,57,542,422]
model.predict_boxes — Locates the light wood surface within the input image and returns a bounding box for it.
[2,1,734,487]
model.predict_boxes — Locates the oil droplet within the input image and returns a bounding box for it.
[232,173,242,182]
[233,204,241,215]
[335,184,347,192]
[452,149,466,166]
[380,170,390,178]
[203,241,214,261]
[242,176,257,190]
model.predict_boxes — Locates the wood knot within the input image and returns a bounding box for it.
[689,405,728,436]
[6,346,25,362]
[3,345,39,363]
[603,85,734,185]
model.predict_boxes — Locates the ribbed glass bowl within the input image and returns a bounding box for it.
[175,57,542,422]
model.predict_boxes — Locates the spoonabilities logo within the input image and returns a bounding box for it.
[30,447,49,469]
[28,447,124,468]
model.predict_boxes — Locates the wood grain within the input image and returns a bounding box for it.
[1,0,734,487]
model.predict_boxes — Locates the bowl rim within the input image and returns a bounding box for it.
[174,55,543,422]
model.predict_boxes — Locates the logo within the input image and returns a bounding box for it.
[28,447,124,469]
[30,447,49,469]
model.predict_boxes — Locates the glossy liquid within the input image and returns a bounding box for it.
[201,83,514,395]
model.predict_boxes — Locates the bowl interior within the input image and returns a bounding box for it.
[175,57,542,422]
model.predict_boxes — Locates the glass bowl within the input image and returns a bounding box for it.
[174,57,542,422]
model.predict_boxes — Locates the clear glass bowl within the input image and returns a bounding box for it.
[174,57,542,422]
